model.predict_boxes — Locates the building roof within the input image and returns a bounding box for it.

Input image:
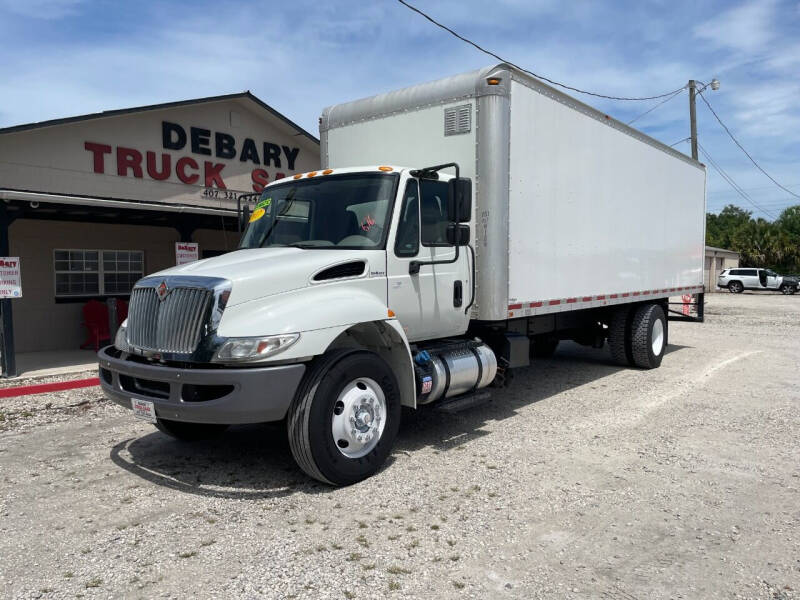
[705,245,740,256]
[0,91,319,145]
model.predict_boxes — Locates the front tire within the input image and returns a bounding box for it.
[728,281,744,293]
[155,419,229,441]
[630,304,667,369]
[780,284,794,295]
[287,349,401,486]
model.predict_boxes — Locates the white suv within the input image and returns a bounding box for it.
[718,268,798,295]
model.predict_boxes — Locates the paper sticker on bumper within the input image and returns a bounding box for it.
[132,398,157,423]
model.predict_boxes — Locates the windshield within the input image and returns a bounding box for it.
[239,173,398,250]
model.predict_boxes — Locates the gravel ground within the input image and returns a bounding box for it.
[1,292,798,599]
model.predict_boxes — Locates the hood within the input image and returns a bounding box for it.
[150,247,384,306]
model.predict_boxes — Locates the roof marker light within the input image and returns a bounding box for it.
[322,169,333,175]
[293,174,302,180]
[378,166,393,172]
[307,171,318,177]
[487,77,501,85]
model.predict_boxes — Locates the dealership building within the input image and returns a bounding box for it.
[0,93,320,374]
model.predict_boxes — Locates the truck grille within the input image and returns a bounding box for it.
[127,286,213,353]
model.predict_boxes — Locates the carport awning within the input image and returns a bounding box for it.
[0,189,236,217]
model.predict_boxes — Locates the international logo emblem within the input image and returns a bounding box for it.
[156,280,170,302]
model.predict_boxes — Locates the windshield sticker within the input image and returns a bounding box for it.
[361,214,376,231]
[256,197,272,210]
[249,207,266,223]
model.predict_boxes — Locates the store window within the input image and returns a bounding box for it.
[54,249,144,298]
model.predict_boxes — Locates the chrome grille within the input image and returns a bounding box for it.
[127,286,213,353]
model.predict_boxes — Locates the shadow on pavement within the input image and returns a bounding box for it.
[110,342,690,497]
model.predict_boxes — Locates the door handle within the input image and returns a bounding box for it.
[454,280,463,308]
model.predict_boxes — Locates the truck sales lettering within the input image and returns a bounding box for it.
[84,121,300,192]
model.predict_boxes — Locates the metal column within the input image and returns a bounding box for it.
[0,203,17,377]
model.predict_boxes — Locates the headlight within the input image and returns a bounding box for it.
[213,333,299,362]
[114,320,130,352]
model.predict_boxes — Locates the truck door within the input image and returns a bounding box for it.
[387,178,471,342]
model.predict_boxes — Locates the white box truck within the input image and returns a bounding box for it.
[99,64,706,486]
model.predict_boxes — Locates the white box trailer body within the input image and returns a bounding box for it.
[321,63,706,321]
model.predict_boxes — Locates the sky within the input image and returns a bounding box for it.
[0,0,798,220]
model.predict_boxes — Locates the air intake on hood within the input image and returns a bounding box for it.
[313,261,366,281]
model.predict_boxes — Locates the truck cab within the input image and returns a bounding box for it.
[99,165,485,486]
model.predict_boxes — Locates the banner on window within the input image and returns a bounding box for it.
[0,258,22,298]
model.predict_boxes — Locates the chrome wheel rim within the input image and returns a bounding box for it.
[331,377,386,459]
[651,318,665,356]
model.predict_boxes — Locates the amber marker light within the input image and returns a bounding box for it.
[487,77,501,85]
[387,309,396,317]
[378,166,393,172]
[293,174,302,180]
[307,171,318,177]
[322,169,333,175]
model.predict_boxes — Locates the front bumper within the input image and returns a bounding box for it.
[98,346,306,424]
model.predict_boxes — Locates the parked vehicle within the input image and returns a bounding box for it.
[718,268,798,294]
[98,64,706,485]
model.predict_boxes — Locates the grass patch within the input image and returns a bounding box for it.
[388,534,401,541]
[388,580,401,591]
[405,525,417,532]
[386,565,411,575]
[344,592,355,599]
[453,580,465,589]
[430,524,440,530]
[346,552,363,562]
[200,539,216,547]
[447,539,457,547]
[362,563,376,571]
[356,534,369,548]
[357,521,368,529]
[331,542,343,550]
[178,551,197,558]
[449,554,461,561]
[84,578,102,589]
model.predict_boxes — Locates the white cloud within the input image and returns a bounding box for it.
[693,0,778,53]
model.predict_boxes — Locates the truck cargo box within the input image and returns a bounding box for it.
[321,63,706,321]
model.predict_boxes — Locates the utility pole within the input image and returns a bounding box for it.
[688,79,698,161]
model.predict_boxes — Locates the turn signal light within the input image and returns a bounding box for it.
[378,166,393,172]
[487,77,501,85]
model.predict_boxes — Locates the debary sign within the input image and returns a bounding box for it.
[84,121,302,193]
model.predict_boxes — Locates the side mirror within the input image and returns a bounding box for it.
[446,223,470,246]
[447,177,472,223]
[240,205,251,230]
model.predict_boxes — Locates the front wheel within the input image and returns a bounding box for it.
[780,284,794,295]
[287,350,401,486]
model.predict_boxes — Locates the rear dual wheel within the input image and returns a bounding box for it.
[607,303,667,369]
[287,350,401,486]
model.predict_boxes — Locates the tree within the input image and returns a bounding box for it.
[706,205,751,249]
[776,205,800,243]
[706,204,800,272]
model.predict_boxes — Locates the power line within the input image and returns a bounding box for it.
[395,0,687,102]
[698,142,778,220]
[697,91,800,200]
[669,137,691,147]
[627,89,685,125]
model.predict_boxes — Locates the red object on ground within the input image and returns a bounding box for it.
[80,300,110,351]
[0,377,100,398]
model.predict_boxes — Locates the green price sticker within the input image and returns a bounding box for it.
[256,197,272,209]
